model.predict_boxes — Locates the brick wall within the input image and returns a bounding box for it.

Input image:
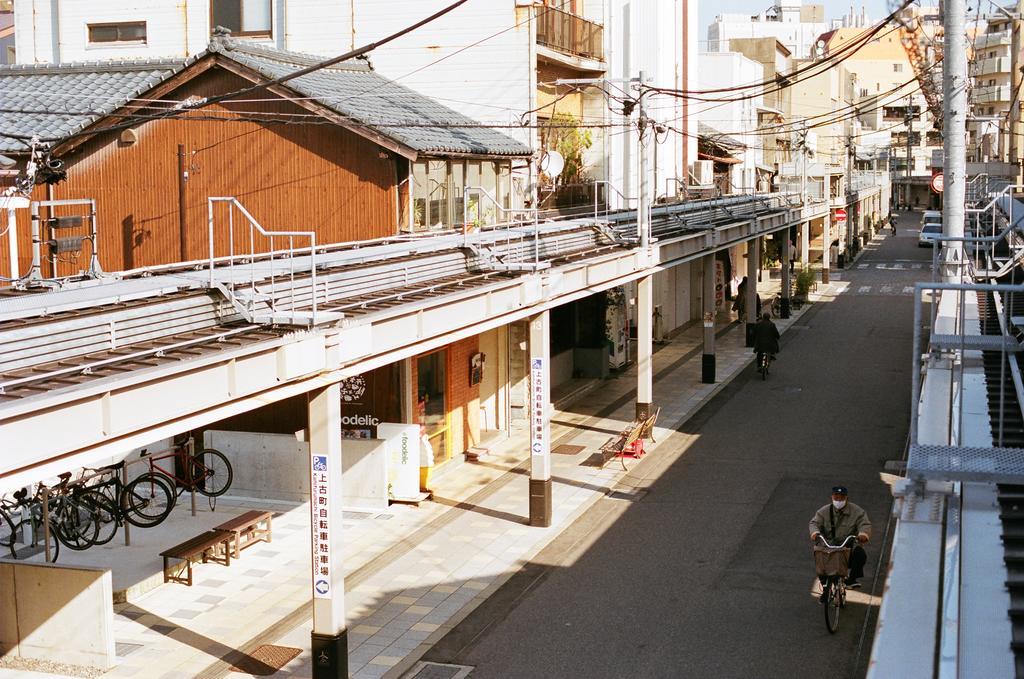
[410,336,481,463]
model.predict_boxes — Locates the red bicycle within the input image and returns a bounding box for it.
[140,435,233,509]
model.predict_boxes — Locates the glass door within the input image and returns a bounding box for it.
[416,351,449,465]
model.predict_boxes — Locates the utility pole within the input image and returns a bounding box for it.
[942,0,967,281]
[846,131,855,258]
[1012,0,1024,183]
[638,70,650,251]
[904,96,914,211]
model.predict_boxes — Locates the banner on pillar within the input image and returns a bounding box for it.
[714,260,724,311]
[310,453,332,599]
[530,358,548,460]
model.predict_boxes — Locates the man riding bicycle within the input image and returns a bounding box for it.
[752,313,780,369]
[809,486,871,588]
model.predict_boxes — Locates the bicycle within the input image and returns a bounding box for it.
[74,461,177,544]
[2,477,100,561]
[814,534,858,633]
[757,351,773,380]
[140,436,233,510]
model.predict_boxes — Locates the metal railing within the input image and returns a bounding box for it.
[535,5,604,62]
[593,180,637,225]
[462,185,544,271]
[849,170,889,192]
[207,197,319,326]
[910,282,1024,448]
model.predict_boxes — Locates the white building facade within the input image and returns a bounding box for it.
[696,51,765,193]
[706,2,829,59]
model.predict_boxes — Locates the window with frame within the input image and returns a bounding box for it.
[893,63,903,72]
[410,159,512,231]
[87,22,147,44]
[211,0,272,37]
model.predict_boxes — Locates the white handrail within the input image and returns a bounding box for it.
[207,197,319,325]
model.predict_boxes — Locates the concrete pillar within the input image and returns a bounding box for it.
[307,383,347,679]
[701,254,716,383]
[528,310,552,527]
[800,221,809,270]
[822,215,831,284]
[745,238,759,347]
[780,236,791,318]
[636,274,654,419]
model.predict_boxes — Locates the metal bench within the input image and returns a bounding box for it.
[598,406,661,470]
[213,510,273,559]
[160,530,232,586]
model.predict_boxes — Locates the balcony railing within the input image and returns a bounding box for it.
[536,6,604,63]
[975,84,1011,103]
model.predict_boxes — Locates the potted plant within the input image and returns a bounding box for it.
[794,268,816,307]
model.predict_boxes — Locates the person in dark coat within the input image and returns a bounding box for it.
[752,313,780,367]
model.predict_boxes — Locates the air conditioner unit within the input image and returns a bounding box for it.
[690,160,714,187]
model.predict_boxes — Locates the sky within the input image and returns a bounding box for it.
[699,0,895,46]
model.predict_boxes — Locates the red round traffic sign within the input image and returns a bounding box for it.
[930,173,944,193]
[834,208,847,223]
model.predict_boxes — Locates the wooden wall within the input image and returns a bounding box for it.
[1,68,402,278]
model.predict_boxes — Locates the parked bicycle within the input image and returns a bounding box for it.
[1,474,101,561]
[814,534,859,633]
[74,461,176,545]
[140,436,233,510]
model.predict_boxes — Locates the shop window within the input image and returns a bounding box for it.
[88,22,147,44]
[417,351,449,465]
[211,0,272,37]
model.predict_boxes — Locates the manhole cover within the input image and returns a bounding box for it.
[405,661,474,679]
[228,645,302,675]
[606,488,648,502]
[115,642,144,658]
[552,444,586,455]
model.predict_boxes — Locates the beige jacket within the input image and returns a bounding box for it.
[809,502,871,544]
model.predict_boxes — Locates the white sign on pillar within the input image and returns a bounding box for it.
[530,356,550,478]
[310,452,332,599]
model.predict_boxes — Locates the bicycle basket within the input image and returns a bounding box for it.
[813,546,850,577]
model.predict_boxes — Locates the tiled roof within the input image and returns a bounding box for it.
[209,37,531,157]
[0,37,531,158]
[0,59,184,153]
[698,121,744,150]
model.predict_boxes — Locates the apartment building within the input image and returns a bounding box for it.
[819,25,942,209]
[696,51,766,193]
[706,2,828,59]
[969,12,1013,162]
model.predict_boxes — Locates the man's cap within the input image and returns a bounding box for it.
[832,486,849,495]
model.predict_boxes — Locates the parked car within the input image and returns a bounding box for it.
[920,210,941,227]
[919,222,942,247]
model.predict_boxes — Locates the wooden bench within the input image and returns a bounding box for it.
[160,530,232,586]
[214,510,273,559]
[598,406,661,470]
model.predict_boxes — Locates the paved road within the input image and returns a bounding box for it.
[422,212,927,679]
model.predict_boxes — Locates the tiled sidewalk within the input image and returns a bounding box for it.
[17,274,835,679]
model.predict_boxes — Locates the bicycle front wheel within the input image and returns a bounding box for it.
[824,577,841,633]
[190,449,233,497]
[123,473,175,527]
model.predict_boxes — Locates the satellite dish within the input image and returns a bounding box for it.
[539,150,565,178]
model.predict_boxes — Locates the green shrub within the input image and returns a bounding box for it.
[795,268,816,297]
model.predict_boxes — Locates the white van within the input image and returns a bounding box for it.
[920,210,941,227]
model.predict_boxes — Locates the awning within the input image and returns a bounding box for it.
[698,152,741,165]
